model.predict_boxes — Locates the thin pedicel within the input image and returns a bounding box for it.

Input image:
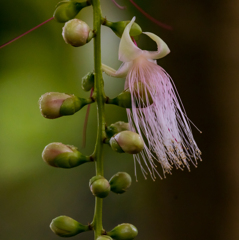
[82,88,94,148]
[111,0,126,9]
[0,17,54,49]
[129,0,172,30]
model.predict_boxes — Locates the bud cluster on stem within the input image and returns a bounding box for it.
[39,0,150,239]
[1,0,201,237]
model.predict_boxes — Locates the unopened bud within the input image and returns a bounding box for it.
[107,223,138,240]
[89,176,110,198]
[109,172,132,194]
[96,236,113,240]
[54,1,90,23]
[50,216,89,237]
[82,72,94,91]
[62,19,93,47]
[110,131,144,154]
[109,88,131,108]
[106,121,130,138]
[42,142,91,168]
[107,82,153,109]
[103,19,142,38]
[39,92,91,119]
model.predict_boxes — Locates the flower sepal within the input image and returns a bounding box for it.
[60,95,92,116]
[103,19,142,38]
[106,82,153,109]
[107,88,131,108]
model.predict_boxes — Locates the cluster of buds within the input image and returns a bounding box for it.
[89,172,132,198]
[38,0,201,238]
[39,2,146,238]
[50,215,137,240]
[53,0,142,48]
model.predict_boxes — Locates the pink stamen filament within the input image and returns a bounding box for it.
[111,0,126,10]
[129,0,172,30]
[82,87,94,148]
[0,17,54,49]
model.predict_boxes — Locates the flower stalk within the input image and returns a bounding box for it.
[91,0,106,238]
[34,0,201,238]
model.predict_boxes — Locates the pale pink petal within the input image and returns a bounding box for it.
[119,17,143,62]
[102,62,132,78]
[142,32,170,60]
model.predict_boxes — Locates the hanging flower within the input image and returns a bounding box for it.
[102,17,202,180]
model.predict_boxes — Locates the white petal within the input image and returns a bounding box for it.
[102,62,132,78]
[119,17,143,62]
[142,32,170,60]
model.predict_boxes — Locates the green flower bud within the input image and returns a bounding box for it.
[103,19,142,38]
[110,131,144,154]
[106,121,130,139]
[42,142,91,168]
[107,82,153,108]
[82,71,94,91]
[39,92,92,119]
[60,95,91,116]
[50,215,90,237]
[54,1,90,23]
[89,176,110,198]
[107,223,138,240]
[109,88,131,108]
[96,236,113,240]
[62,19,93,47]
[109,172,132,194]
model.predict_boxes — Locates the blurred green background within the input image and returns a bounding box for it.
[0,0,238,239]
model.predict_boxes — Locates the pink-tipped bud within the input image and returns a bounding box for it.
[42,142,91,168]
[110,131,144,154]
[39,92,89,119]
[39,92,71,119]
[62,19,93,47]
[42,142,73,167]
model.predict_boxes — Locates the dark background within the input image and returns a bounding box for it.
[0,0,238,239]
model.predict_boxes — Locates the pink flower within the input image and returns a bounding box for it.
[102,17,201,180]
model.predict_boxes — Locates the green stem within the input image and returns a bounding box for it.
[91,0,106,239]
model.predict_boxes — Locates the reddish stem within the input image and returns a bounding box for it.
[82,88,94,148]
[129,0,172,30]
[0,17,54,49]
[111,0,126,9]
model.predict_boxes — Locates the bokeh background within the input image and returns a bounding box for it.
[0,0,238,239]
